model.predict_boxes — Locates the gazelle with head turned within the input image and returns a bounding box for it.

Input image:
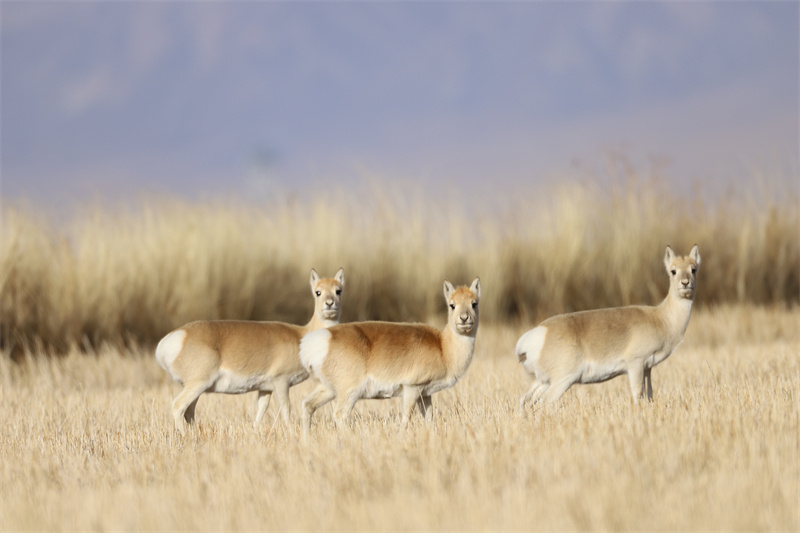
[517,245,700,409]
[300,277,481,432]
[155,268,344,432]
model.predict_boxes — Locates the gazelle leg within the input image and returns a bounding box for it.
[416,394,433,423]
[172,382,208,432]
[520,381,547,410]
[644,366,653,401]
[627,364,645,403]
[254,390,272,427]
[541,378,573,407]
[401,386,422,427]
[334,389,361,427]
[273,379,292,424]
[302,383,336,432]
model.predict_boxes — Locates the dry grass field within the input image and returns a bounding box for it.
[2,170,798,353]
[1,170,798,530]
[1,306,797,531]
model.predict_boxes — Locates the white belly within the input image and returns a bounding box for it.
[362,376,403,399]
[212,369,271,394]
[421,377,458,396]
[579,360,627,384]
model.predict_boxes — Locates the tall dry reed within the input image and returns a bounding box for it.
[1,170,798,354]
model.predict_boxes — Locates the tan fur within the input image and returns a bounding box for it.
[155,268,344,431]
[300,278,481,431]
[517,245,700,408]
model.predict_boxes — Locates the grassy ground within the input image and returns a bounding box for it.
[1,305,797,531]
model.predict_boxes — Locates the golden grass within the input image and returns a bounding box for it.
[1,306,797,531]
[1,171,798,353]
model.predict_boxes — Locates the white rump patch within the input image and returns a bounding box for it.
[299,329,332,376]
[155,329,187,381]
[516,326,547,375]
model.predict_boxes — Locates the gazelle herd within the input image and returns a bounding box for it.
[157,246,700,432]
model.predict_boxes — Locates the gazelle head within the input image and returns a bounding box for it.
[310,268,345,320]
[664,245,701,300]
[444,277,481,335]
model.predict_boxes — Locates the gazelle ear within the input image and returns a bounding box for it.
[310,269,320,292]
[335,267,345,287]
[470,277,481,301]
[689,245,701,266]
[664,246,676,272]
[443,280,456,302]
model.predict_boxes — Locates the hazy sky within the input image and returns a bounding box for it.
[2,2,797,206]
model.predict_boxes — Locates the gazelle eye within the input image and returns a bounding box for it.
[315,291,321,296]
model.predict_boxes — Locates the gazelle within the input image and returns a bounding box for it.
[155,268,344,431]
[299,278,480,431]
[516,245,700,409]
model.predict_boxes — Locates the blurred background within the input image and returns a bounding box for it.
[1,2,798,353]
[3,2,796,206]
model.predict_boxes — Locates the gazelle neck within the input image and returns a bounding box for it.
[442,322,477,376]
[305,313,339,333]
[659,290,694,338]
